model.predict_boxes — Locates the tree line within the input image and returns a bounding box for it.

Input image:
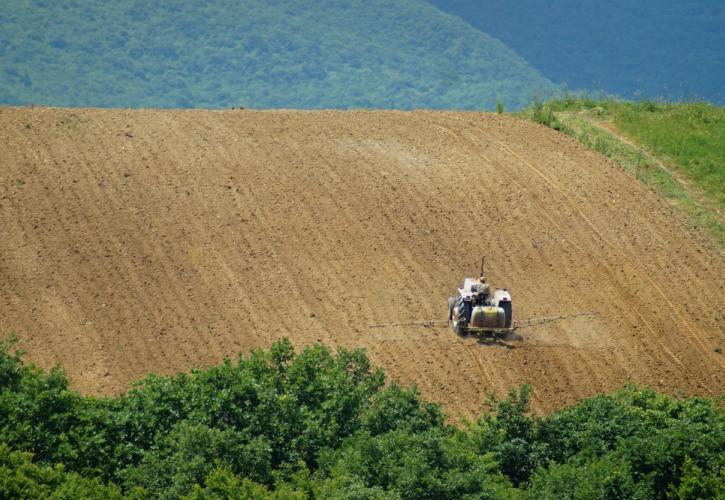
[0,337,722,498]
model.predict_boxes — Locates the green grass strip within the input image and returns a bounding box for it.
[519,98,724,248]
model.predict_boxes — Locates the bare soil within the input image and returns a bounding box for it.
[1,107,723,417]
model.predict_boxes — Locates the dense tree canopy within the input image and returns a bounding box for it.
[1,337,722,498]
[0,0,557,110]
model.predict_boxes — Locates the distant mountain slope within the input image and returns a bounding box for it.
[0,0,557,110]
[429,0,725,104]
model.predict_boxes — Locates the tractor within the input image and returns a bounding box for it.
[448,260,512,336]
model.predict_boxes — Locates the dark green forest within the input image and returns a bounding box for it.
[430,0,725,104]
[1,337,722,499]
[2,1,722,110]
[0,0,557,110]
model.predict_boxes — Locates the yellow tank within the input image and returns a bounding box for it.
[470,305,507,329]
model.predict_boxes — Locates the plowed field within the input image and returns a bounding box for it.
[1,107,723,416]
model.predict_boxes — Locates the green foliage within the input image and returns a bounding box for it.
[0,340,106,473]
[529,97,573,134]
[673,457,725,500]
[469,386,548,486]
[361,384,443,435]
[537,386,725,497]
[184,468,281,500]
[0,335,23,389]
[613,101,725,206]
[531,98,555,127]
[120,422,273,498]
[319,429,516,499]
[0,0,558,110]
[0,339,723,498]
[529,454,649,500]
[0,444,122,499]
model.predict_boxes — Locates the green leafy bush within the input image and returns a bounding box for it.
[0,444,122,499]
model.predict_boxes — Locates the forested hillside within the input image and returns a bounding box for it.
[0,0,557,110]
[430,0,725,104]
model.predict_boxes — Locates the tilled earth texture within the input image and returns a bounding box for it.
[1,108,723,416]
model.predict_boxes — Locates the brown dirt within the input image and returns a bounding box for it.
[1,107,723,417]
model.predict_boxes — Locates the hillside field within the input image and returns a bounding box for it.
[0,107,723,416]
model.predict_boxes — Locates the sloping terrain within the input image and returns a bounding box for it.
[0,107,722,416]
[0,0,556,110]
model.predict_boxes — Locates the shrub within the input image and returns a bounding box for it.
[0,444,123,499]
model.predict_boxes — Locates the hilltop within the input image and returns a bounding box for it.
[0,0,557,110]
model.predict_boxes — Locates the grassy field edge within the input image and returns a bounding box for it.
[517,97,724,249]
